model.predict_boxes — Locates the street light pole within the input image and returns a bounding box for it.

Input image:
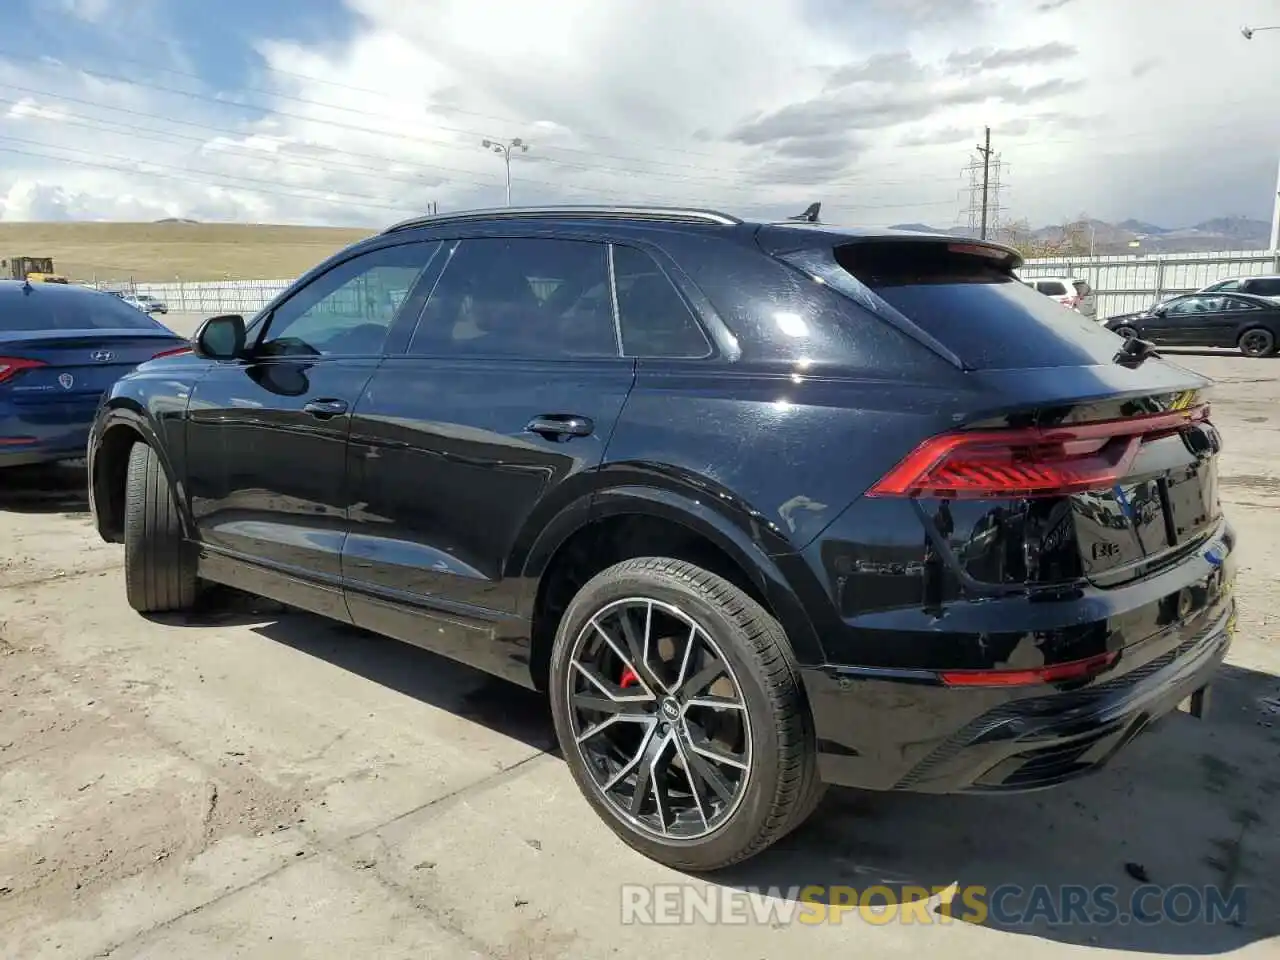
[481,137,529,206]
[1242,25,1280,269]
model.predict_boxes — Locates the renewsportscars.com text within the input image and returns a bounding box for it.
[620,883,1248,927]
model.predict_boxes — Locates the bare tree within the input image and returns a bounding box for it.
[1003,213,1096,259]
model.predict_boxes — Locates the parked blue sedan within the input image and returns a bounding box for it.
[1,280,189,469]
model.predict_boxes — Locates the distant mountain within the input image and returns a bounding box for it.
[1116,219,1169,235]
[155,217,201,224]
[887,217,1272,255]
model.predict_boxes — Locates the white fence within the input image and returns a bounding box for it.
[1019,249,1279,319]
[96,248,1280,322]
[93,279,293,315]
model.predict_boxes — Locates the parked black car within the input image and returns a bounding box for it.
[1104,292,1280,357]
[87,207,1235,871]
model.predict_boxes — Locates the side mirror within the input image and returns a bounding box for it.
[193,314,246,360]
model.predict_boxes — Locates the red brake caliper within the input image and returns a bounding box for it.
[619,667,639,689]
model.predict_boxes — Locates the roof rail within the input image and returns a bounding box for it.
[381,205,742,234]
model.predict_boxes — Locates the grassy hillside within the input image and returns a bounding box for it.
[0,222,376,282]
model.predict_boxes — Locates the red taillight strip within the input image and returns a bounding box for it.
[152,344,193,359]
[868,405,1210,500]
[940,650,1118,687]
[0,356,47,384]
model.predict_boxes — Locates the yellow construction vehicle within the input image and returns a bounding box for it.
[3,255,70,283]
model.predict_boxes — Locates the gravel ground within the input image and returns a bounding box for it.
[0,346,1277,959]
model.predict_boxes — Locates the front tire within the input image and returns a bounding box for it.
[1113,324,1137,340]
[123,442,198,613]
[549,557,818,871]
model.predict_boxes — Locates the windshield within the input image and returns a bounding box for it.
[0,290,162,331]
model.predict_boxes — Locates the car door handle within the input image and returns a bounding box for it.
[525,414,594,440]
[303,398,349,418]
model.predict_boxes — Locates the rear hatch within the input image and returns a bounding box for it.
[762,229,1222,589]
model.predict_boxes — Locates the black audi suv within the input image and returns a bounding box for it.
[87,206,1236,871]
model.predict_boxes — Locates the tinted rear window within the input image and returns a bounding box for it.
[820,243,1126,370]
[1,289,160,331]
[1036,280,1068,296]
[1247,278,1280,296]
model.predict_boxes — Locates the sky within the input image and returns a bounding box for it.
[0,0,1277,229]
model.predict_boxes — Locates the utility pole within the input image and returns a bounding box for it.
[481,137,529,207]
[977,126,993,240]
[1242,25,1280,269]
[963,131,1002,240]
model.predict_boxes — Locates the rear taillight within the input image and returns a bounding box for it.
[0,357,45,384]
[868,405,1210,500]
[1064,295,1082,308]
[152,344,192,359]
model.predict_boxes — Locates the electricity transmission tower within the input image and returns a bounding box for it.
[964,127,1004,240]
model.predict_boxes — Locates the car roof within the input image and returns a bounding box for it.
[1172,290,1279,305]
[377,205,1023,265]
[0,279,114,300]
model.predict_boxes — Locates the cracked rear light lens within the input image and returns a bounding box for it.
[868,405,1210,500]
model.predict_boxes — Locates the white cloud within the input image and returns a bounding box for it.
[55,0,113,23]
[5,97,69,121]
[0,0,1276,230]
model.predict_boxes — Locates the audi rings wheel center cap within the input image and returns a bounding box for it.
[660,698,681,721]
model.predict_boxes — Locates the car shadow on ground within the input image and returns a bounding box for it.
[723,659,1280,953]
[0,462,90,514]
[163,596,1280,953]
[158,586,558,755]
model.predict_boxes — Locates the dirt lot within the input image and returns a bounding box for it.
[0,222,372,282]
[1,348,1278,959]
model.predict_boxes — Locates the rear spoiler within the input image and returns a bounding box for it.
[755,225,1024,272]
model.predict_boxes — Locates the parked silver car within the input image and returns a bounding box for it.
[1020,275,1097,321]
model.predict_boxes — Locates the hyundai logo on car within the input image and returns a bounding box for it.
[91,350,114,362]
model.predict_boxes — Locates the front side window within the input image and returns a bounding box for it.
[410,237,618,359]
[612,245,711,358]
[1165,296,1221,315]
[256,242,440,358]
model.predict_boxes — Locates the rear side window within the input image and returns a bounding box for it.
[410,238,619,359]
[1035,280,1068,296]
[1207,280,1240,292]
[0,290,159,331]
[612,245,710,358]
[812,242,1127,370]
[1247,278,1280,296]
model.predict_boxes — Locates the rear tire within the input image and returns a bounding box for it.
[1238,327,1275,358]
[123,442,198,613]
[549,557,819,871]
